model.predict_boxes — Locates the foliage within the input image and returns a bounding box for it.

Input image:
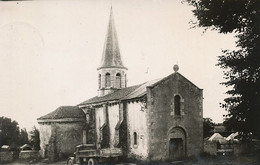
[185,0,260,139]
[29,126,40,150]
[0,116,29,147]
[0,117,20,147]
[203,118,215,138]
[19,128,29,146]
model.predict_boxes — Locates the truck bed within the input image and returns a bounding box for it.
[75,145,122,158]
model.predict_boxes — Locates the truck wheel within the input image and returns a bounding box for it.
[67,159,74,165]
[88,158,97,165]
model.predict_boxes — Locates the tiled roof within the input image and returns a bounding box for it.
[78,84,143,105]
[122,78,162,100]
[79,78,163,106]
[37,106,85,120]
[79,72,202,106]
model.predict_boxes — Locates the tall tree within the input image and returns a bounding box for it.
[29,126,40,150]
[203,118,215,138]
[0,117,30,148]
[18,128,29,146]
[185,0,260,139]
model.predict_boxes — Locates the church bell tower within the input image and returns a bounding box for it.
[97,7,128,97]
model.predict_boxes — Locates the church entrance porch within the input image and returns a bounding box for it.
[169,138,184,160]
[168,127,186,161]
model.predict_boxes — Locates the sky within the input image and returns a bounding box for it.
[0,0,237,131]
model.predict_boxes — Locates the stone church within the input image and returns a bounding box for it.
[38,8,203,161]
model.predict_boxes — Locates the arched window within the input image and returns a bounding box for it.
[105,73,111,87]
[116,73,121,88]
[174,95,181,115]
[98,74,101,89]
[133,132,137,145]
[86,113,90,124]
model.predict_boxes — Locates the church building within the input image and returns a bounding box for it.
[38,8,203,162]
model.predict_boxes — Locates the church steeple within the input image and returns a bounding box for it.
[98,7,127,70]
[97,7,128,97]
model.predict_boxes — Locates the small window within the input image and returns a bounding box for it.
[105,73,111,87]
[174,95,181,115]
[116,73,121,88]
[133,132,137,145]
[98,74,101,89]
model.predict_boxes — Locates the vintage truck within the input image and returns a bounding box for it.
[67,144,123,165]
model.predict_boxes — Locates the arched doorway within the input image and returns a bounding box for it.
[168,127,186,161]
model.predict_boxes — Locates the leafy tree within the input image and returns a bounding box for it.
[203,118,215,138]
[0,116,30,148]
[185,0,260,139]
[29,126,40,150]
[18,128,29,146]
[0,117,20,147]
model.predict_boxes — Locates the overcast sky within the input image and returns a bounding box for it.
[0,0,237,130]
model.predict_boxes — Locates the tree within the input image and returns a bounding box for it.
[185,0,260,139]
[29,126,40,150]
[0,117,20,147]
[0,116,29,147]
[18,128,29,146]
[203,118,215,138]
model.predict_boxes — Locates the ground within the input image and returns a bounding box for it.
[2,154,259,165]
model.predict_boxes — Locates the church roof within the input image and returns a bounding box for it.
[78,78,163,106]
[37,106,85,120]
[122,78,162,100]
[78,84,143,106]
[79,72,202,106]
[98,7,127,70]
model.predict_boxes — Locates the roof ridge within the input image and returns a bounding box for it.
[121,78,163,100]
[120,82,147,99]
[37,106,85,120]
[52,106,61,119]
[98,84,142,99]
[78,83,143,106]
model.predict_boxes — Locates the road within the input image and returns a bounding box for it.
[2,155,260,165]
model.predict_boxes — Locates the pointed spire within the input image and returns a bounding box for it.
[98,7,127,70]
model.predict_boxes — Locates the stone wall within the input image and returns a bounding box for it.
[107,104,120,148]
[55,122,85,158]
[39,123,52,158]
[95,106,106,149]
[204,141,217,156]
[233,141,260,155]
[0,151,15,162]
[126,102,149,160]
[19,151,40,160]
[204,140,260,156]
[38,120,85,161]
[147,73,203,161]
[95,104,122,148]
